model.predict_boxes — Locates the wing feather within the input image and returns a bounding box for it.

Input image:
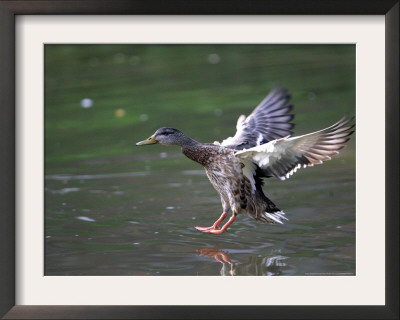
[221,85,295,150]
[235,116,355,180]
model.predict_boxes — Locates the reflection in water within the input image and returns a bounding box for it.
[198,248,234,264]
[197,248,288,276]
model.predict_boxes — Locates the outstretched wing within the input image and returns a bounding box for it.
[220,85,295,150]
[235,116,355,180]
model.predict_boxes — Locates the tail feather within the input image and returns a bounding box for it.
[260,210,288,224]
[253,188,288,224]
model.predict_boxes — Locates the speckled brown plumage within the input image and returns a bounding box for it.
[182,142,283,224]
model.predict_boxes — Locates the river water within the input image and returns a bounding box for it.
[45,149,355,276]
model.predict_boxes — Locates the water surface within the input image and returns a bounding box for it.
[45,151,355,276]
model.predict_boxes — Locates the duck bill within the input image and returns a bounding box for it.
[136,134,158,146]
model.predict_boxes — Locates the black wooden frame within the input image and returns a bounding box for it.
[0,1,398,319]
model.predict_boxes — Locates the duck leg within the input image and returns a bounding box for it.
[204,214,236,234]
[195,211,227,232]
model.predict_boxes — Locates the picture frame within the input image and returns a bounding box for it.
[0,0,398,319]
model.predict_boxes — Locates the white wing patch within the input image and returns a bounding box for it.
[221,115,246,147]
[240,158,257,194]
[284,163,302,180]
[236,137,295,180]
[256,133,263,146]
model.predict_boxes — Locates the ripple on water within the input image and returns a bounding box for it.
[51,187,80,194]
[76,216,96,222]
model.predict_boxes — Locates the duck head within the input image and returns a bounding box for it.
[136,127,188,146]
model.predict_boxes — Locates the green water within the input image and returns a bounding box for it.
[45,44,355,276]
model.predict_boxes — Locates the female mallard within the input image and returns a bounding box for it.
[136,85,354,234]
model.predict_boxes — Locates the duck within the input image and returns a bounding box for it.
[136,85,354,234]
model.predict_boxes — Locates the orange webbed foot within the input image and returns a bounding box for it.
[195,225,221,232]
[195,213,236,235]
[195,211,227,233]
